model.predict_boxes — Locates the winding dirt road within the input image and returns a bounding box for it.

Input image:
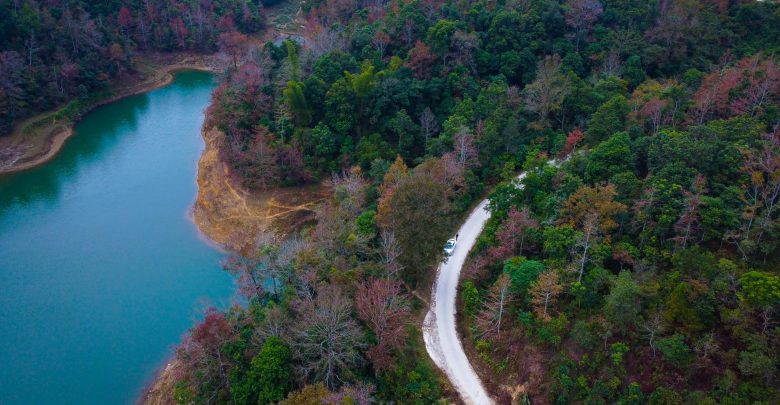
[423,171,530,404]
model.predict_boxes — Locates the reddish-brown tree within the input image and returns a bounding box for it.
[560,184,627,281]
[564,0,603,51]
[561,127,584,158]
[638,97,668,135]
[217,31,249,68]
[690,55,780,123]
[672,174,707,249]
[496,207,539,255]
[176,308,235,395]
[171,16,189,48]
[405,41,436,80]
[356,278,410,372]
[117,7,133,36]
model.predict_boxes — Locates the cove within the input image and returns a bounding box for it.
[0,70,234,404]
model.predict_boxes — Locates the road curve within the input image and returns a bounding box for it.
[423,172,530,405]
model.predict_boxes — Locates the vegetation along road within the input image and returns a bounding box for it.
[424,171,532,405]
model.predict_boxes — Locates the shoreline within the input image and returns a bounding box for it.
[141,127,325,404]
[0,53,222,175]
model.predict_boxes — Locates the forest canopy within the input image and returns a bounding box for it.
[144,0,780,403]
[0,0,264,134]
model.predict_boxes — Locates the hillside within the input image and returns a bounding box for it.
[152,0,779,403]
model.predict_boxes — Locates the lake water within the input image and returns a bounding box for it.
[0,71,235,404]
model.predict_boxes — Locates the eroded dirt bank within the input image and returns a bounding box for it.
[193,127,327,252]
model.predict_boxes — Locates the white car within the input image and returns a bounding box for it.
[443,238,457,256]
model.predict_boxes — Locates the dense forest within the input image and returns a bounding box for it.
[0,0,265,135]
[173,0,779,403]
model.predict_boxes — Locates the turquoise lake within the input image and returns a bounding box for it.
[0,71,235,404]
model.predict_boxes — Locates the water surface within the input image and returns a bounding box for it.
[0,70,234,404]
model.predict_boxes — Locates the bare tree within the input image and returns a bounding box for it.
[728,128,780,259]
[523,55,571,129]
[329,167,369,216]
[253,305,291,345]
[642,311,664,357]
[0,51,24,106]
[601,50,622,77]
[371,31,390,59]
[693,332,719,370]
[449,30,478,72]
[530,271,564,322]
[431,152,464,191]
[293,284,364,388]
[564,0,603,51]
[328,382,375,405]
[419,107,438,148]
[223,233,289,300]
[176,308,235,398]
[136,14,150,48]
[379,230,403,278]
[571,213,599,282]
[453,127,478,169]
[305,21,348,59]
[24,31,39,66]
[476,274,513,339]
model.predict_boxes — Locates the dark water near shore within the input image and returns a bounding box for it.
[0,71,234,404]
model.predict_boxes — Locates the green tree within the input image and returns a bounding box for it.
[356,133,393,168]
[738,349,775,383]
[324,78,357,136]
[738,271,780,333]
[585,131,634,182]
[308,123,339,169]
[586,95,630,144]
[379,360,442,403]
[249,336,293,404]
[377,171,450,286]
[543,225,581,264]
[462,281,481,318]
[604,271,642,333]
[426,19,459,56]
[284,40,300,81]
[344,61,379,113]
[355,210,377,236]
[610,342,630,366]
[656,334,692,369]
[663,282,704,334]
[387,109,421,158]
[623,55,646,88]
[279,384,330,405]
[284,81,312,127]
[503,257,544,302]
